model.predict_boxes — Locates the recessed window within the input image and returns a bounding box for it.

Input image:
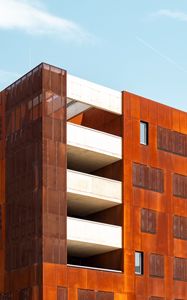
[135,251,143,275]
[140,121,148,145]
[141,208,156,234]
[149,254,164,278]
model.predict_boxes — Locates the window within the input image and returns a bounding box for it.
[173,215,187,240]
[173,173,187,199]
[149,254,164,278]
[133,163,164,193]
[149,297,164,300]
[174,257,187,281]
[140,121,148,145]
[57,287,68,300]
[135,251,143,275]
[78,289,114,300]
[141,208,156,234]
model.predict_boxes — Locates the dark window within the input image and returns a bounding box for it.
[141,208,156,234]
[78,289,114,300]
[174,257,187,281]
[133,163,164,193]
[173,215,187,240]
[149,297,164,300]
[135,251,143,275]
[78,289,95,300]
[96,291,114,300]
[173,174,187,199]
[140,121,148,145]
[157,126,187,157]
[149,254,164,278]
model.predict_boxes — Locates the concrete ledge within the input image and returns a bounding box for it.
[67,169,122,216]
[67,217,122,257]
[67,74,122,115]
[67,122,122,172]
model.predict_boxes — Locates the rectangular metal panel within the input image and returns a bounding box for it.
[148,209,156,234]
[5,65,43,274]
[149,297,164,300]
[19,288,32,300]
[141,208,148,233]
[149,254,164,278]
[173,216,181,239]
[42,64,67,264]
[78,290,114,300]
[0,205,2,242]
[173,174,187,199]
[78,289,95,300]
[133,163,164,193]
[181,216,187,240]
[158,126,187,157]
[0,293,12,299]
[3,63,67,298]
[96,291,114,300]
[174,257,187,281]
[57,287,68,300]
[141,208,156,234]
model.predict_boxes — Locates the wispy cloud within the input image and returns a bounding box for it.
[136,36,187,73]
[0,70,20,85]
[0,0,92,43]
[154,9,187,22]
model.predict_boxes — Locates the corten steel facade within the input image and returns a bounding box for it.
[0,63,186,300]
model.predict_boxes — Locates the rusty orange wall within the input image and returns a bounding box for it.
[1,71,187,300]
[43,102,125,299]
[68,107,122,136]
[43,264,125,300]
[123,91,187,300]
[0,92,5,293]
[36,90,187,300]
[0,63,67,300]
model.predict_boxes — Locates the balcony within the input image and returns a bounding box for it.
[67,74,122,115]
[67,217,122,257]
[67,122,122,172]
[67,169,122,216]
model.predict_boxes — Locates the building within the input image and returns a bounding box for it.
[0,62,187,300]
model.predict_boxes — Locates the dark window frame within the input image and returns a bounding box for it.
[135,251,144,275]
[140,121,149,145]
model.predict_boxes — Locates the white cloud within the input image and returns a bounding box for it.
[154,9,187,22]
[0,0,91,42]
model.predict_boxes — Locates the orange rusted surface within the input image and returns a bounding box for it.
[0,69,187,299]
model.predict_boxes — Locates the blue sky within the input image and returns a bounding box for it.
[0,0,187,111]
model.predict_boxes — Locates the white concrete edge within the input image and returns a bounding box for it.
[67,143,122,159]
[67,74,122,115]
[67,121,122,139]
[67,189,121,204]
[67,216,121,229]
[67,169,122,184]
[67,264,122,273]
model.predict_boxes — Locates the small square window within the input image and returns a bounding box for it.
[135,251,143,275]
[140,121,148,145]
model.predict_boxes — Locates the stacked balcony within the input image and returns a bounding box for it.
[66,75,123,271]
